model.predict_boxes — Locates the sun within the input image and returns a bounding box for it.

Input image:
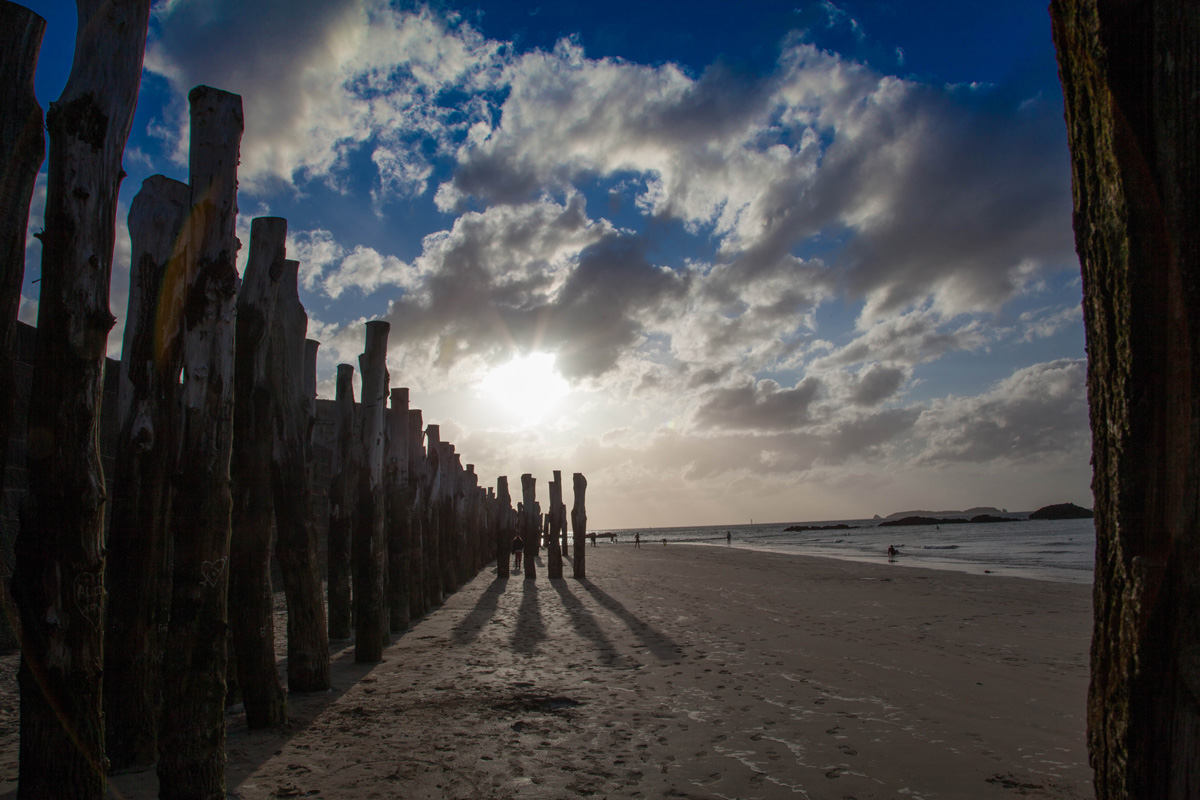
[479,353,570,422]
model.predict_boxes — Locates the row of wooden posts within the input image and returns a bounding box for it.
[0,4,589,798]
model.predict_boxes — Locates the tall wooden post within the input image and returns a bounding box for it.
[327,364,357,640]
[103,175,189,768]
[1051,3,1200,798]
[496,477,512,578]
[228,216,287,728]
[271,259,330,691]
[547,472,564,579]
[157,86,243,799]
[521,474,538,581]
[14,2,150,795]
[385,387,411,633]
[572,473,588,579]
[0,1,44,513]
[354,320,389,662]
[406,408,425,619]
[425,424,443,607]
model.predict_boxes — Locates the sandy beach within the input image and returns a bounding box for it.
[0,544,1092,799]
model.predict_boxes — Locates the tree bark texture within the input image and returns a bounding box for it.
[103,175,189,768]
[354,320,389,662]
[228,216,287,729]
[424,424,443,608]
[521,474,537,581]
[14,2,150,795]
[1051,3,1200,798]
[327,363,357,640]
[385,388,411,633]
[495,477,511,579]
[157,86,243,800]
[407,409,426,619]
[547,472,564,579]
[572,473,587,579]
[270,260,330,691]
[0,1,44,513]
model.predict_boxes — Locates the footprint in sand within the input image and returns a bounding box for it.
[838,745,858,756]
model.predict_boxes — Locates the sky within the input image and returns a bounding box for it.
[16,0,1091,529]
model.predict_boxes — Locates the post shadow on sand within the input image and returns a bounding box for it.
[550,579,631,668]
[512,579,547,654]
[576,578,682,661]
[449,576,509,645]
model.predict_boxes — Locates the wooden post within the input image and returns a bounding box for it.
[0,1,44,515]
[1051,3,1200,797]
[521,474,537,581]
[572,473,587,579]
[228,216,287,728]
[13,2,149,795]
[327,364,357,640]
[406,408,425,619]
[270,259,330,691]
[354,320,389,662]
[157,86,243,799]
[385,387,411,633]
[496,477,512,578]
[547,472,564,579]
[424,424,443,607]
[103,175,189,768]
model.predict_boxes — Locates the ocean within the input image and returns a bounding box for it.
[597,515,1096,584]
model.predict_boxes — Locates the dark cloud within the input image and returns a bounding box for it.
[850,363,906,405]
[694,376,821,431]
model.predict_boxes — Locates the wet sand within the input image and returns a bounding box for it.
[1,544,1093,799]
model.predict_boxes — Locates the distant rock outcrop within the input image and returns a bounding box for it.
[885,506,1002,519]
[1028,503,1094,520]
[783,523,859,532]
[970,514,1020,524]
[878,516,970,527]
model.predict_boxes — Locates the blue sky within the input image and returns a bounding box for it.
[17,0,1090,527]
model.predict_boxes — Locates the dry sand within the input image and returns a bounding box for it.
[0,544,1093,799]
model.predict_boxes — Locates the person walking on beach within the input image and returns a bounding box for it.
[590,532,597,547]
[513,534,524,571]
[634,532,641,548]
[726,531,731,544]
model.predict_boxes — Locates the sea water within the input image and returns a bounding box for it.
[599,516,1096,584]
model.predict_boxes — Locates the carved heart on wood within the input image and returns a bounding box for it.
[200,557,226,588]
[75,572,104,631]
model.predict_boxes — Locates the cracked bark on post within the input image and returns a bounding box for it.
[157,85,243,800]
[103,175,189,769]
[13,2,150,795]
[572,473,588,579]
[271,259,330,690]
[522,474,538,581]
[547,472,564,579]
[354,320,390,662]
[1051,3,1200,797]
[228,216,287,729]
[385,387,411,633]
[327,364,357,640]
[0,1,44,516]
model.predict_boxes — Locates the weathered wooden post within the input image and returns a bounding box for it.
[271,259,330,690]
[157,85,243,799]
[438,441,458,595]
[228,216,287,728]
[496,477,512,578]
[13,2,149,795]
[104,175,189,768]
[0,1,44,512]
[327,364,357,640]
[547,472,564,579]
[354,320,390,661]
[521,474,538,581]
[1051,3,1200,797]
[407,408,425,619]
[385,387,411,633]
[572,473,588,579]
[424,424,443,606]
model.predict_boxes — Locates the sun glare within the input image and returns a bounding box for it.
[479,353,570,422]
